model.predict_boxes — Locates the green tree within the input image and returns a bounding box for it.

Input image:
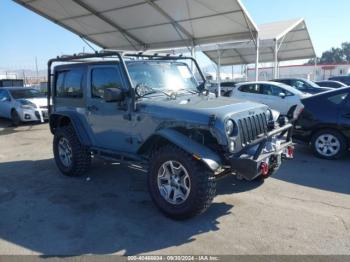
[305,42,350,65]
[341,42,350,62]
[319,48,344,64]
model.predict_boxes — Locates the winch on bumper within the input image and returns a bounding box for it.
[228,123,294,181]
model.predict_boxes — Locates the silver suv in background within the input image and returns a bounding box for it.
[0,87,48,125]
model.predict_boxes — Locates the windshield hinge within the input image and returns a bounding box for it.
[208,114,217,127]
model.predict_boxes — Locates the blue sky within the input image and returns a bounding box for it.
[0,0,349,70]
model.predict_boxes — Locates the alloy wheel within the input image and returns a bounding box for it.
[58,137,73,167]
[315,134,341,157]
[157,160,191,205]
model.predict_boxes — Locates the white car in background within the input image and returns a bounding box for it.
[0,87,48,126]
[230,81,309,120]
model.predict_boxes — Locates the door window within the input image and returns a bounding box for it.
[0,90,10,102]
[91,67,124,99]
[56,69,84,98]
[327,82,339,88]
[291,80,309,91]
[261,84,277,96]
[238,84,260,94]
[327,93,349,105]
[261,84,293,97]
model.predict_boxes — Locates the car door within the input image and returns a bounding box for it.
[86,65,135,153]
[258,84,278,109]
[260,84,296,115]
[0,90,12,118]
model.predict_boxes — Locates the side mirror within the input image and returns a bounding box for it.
[103,88,125,102]
[279,92,286,99]
[0,97,10,102]
[197,81,211,92]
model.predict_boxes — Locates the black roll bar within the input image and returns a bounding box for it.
[47,51,206,115]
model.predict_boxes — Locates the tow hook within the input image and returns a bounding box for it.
[260,162,269,177]
[282,145,294,159]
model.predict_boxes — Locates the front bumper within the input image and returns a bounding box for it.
[229,124,294,181]
[19,108,49,123]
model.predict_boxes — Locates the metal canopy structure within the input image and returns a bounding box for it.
[204,18,316,78]
[14,0,258,51]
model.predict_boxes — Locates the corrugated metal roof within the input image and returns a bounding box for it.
[204,18,316,65]
[14,0,258,51]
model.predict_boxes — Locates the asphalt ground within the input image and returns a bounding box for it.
[0,118,349,255]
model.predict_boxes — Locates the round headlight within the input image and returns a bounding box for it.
[225,119,235,136]
[266,109,272,121]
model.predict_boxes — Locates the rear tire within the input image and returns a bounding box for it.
[311,129,347,160]
[11,109,21,126]
[53,125,91,176]
[148,144,216,220]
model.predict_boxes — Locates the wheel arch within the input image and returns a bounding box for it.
[138,128,223,172]
[49,112,92,146]
[310,127,347,145]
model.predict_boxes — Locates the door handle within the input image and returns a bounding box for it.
[87,105,99,112]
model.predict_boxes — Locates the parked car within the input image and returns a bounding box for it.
[230,81,308,119]
[47,52,294,220]
[315,80,347,88]
[208,81,240,96]
[272,78,331,94]
[0,87,48,125]
[294,87,350,159]
[329,76,350,86]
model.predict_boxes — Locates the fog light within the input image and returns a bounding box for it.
[229,141,235,153]
[24,114,31,120]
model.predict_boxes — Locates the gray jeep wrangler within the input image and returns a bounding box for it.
[47,51,294,220]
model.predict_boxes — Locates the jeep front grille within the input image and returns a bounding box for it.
[238,113,268,146]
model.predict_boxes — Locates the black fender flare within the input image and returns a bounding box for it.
[49,112,92,146]
[140,128,223,172]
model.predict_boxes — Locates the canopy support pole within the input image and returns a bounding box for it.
[217,47,222,97]
[314,56,318,81]
[274,39,278,79]
[245,65,248,81]
[255,34,260,81]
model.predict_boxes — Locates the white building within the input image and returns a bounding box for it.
[247,63,350,81]
[0,71,18,80]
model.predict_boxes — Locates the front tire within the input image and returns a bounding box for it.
[311,129,347,160]
[148,145,216,220]
[11,109,21,126]
[53,125,91,176]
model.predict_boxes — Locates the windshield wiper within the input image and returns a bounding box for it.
[139,88,172,98]
[138,85,199,99]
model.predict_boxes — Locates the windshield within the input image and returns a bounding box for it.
[127,61,198,93]
[9,89,45,99]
